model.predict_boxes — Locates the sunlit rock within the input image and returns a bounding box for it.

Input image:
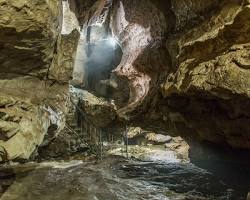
[110,0,169,118]
[49,0,80,82]
[127,127,143,139]
[164,136,190,161]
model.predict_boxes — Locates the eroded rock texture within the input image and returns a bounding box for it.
[1,0,250,162]
[0,80,68,161]
[161,0,250,148]
[49,0,80,82]
[74,0,250,148]
[110,0,169,118]
[79,91,117,128]
[0,0,61,79]
[0,0,80,161]
[86,0,250,148]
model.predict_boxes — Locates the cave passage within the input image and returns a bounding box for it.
[1,0,250,200]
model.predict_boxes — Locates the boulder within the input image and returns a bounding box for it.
[0,81,68,161]
[165,137,190,161]
[74,89,117,128]
[145,133,172,144]
[127,127,143,139]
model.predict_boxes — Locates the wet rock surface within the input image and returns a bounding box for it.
[0,152,250,200]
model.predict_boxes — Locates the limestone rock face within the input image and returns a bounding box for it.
[0,0,61,79]
[80,91,117,128]
[0,78,68,161]
[110,0,169,118]
[1,0,250,162]
[127,127,143,139]
[74,0,250,149]
[0,0,80,161]
[145,133,172,144]
[0,95,50,161]
[164,136,190,161]
[161,0,250,148]
[49,1,80,82]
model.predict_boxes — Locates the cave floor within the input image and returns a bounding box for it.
[0,151,250,200]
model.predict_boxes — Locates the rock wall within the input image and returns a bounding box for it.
[1,0,250,162]
[103,0,250,148]
[110,0,170,118]
[0,0,61,79]
[49,0,80,83]
[0,0,80,161]
[161,0,250,148]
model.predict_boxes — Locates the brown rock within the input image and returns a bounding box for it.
[110,0,169,119]
[160,0,250,148]
[165,137,190,161]
[49,1,80,82]
[0,0,81,161]
[76,90,117,128]
[145,133,172,144]
[127,127,143,139]
[0,0,62,79]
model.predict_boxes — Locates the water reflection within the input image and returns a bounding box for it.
[0,143,250,200]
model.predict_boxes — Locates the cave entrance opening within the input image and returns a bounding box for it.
[72,23,123,102]
[84,25,123,100]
